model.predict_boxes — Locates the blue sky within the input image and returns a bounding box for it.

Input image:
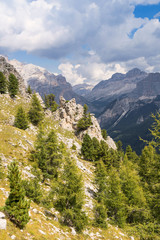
[1,0,160,85]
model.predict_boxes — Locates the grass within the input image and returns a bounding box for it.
[0,94,137,240]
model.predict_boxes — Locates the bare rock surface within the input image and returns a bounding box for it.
[0,212,7,230]
[54,96,116,149]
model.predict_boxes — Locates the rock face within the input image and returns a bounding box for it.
[10,59,87,105]
[0,56,26,96]
[54,96,116,149]
[0,212,7,230]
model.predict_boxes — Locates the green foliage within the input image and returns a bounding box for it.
[77,104,92,131]
[54,157,87,232]
[81,134,94,160]
[14,106,28,130]
[116,140,123,152]
[22,178,42,204]
[101,129,107,140]
[30,127,63,180]
[71,143,77,150]
[94,160,108,228]
[0,72,7,94]
[5,161,30,229]
[28,93,44,126]
[120,155,149,224]
[26,85,32,94]
[44,94,58,112]
[8,73,19,98]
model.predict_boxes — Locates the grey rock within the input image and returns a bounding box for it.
[0,212,7,230]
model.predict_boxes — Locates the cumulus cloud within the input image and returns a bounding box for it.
[1,0,160,84]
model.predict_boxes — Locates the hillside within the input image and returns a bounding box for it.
[0,94,135,240]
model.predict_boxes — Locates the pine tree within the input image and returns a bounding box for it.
[8,73,19,98]
[22,178,42,204]
[28,93,44,126]
[14,106,28,130]
[54,157,87,232]
[0,72,7,94]
[81,134,94,160]
[5,161,30,229]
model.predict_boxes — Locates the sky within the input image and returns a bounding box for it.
[1,0,160,86]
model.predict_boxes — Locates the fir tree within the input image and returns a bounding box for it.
[28,93,44,126]
[77,104,92,131]
[14,106,28,130]
[81,134,94,160]
[0,72,7,94]
[22,178,42,204]
[54,157,87,232]
[5,161,30,229]
[8,73,19,98]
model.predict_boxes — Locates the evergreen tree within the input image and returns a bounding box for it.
[44,93,58,112]
[8,73,19,98]
[101,129,107,140]
[54,157,87,232]
[105,167,127,227]
[77,104,92,131]
[28,93,44,126]
[116,140,123,152]
[5,161,30,229]
[14,106,28,130]
[26,85,32,94]
[92,137,100,161]
[94,160,108,228]
[120,155,149,224]
[125,145,139,164]
[22,178,42,204]
[0,72,7,94]
[81,134,94,160]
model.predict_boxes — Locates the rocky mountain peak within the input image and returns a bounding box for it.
[54,96,116,149]
[0,56,26,96]
[126,68,145,78]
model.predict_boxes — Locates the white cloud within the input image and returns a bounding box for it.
[1,0,160,84]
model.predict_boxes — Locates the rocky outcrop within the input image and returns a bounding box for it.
[54,96,116,149]
[0,56,26,96]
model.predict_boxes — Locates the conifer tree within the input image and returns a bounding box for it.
[0,72,7,94]
[105,167,127,227]
[101,129,107,140]
[54,157,87,232]
[26,85,32,94]
[8,73,19,98]
[22,178,42,204]
[28,93,44,126]
[44,93,58,112]
[120,155,149,224]
[5,161,30,229]
[0,157,4,179]
[94,160,108,228]
[81,134,94,160]
[92,137,100,161]
[14,106,28,130]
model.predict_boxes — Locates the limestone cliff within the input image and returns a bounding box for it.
[54,96,117,150]
[0,56,26,96]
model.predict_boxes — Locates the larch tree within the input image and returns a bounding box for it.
[5,161,30,229]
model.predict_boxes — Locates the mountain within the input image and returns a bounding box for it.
[93,71,160,153]
[73,83,94,96]
[9,59,87,105]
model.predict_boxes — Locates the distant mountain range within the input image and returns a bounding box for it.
[9,57,160,153]
[9,59,87,105]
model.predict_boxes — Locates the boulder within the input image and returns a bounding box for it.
[0,212,7,230]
